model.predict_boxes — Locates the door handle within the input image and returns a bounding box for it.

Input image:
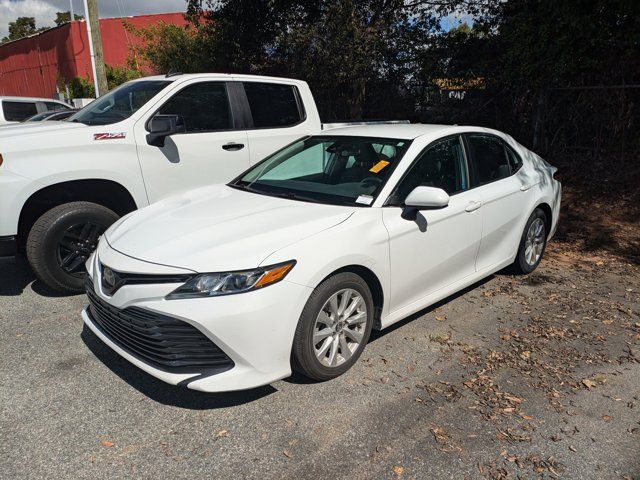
[520,184,532,191]
[222,142,245,151]
[465,201,482,212]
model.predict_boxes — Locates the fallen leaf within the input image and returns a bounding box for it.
[435,316,446,322]
[283,449,293,458]
[581,379,597,389]
[392,466,404,476]
[602,415,612,422]
[216,430,228,437]
[100,440,114,447]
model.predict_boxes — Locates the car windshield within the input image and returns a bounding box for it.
[68,80,171,126]
[231,136,411,206]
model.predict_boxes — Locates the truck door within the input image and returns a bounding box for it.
[134,80,250,203]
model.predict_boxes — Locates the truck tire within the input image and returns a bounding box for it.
[26,202,119,294]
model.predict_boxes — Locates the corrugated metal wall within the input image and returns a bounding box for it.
[0,13,188,98]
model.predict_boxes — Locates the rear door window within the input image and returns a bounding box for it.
[466,134,513,185]
[243,82,303,128]
[2,101,38,121]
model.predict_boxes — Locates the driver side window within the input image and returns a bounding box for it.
[391,136,468,203]
[157,82,232,133]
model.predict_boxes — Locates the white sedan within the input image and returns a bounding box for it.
[82,124,561,392]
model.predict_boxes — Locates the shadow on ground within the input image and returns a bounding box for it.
[0,256,75,297]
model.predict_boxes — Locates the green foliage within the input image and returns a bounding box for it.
[68,77,95,99]
[2,16,38,43]
[106,63,143,90]
[125,20,205,74]
[133,0,639,156]
[54,11,84,26]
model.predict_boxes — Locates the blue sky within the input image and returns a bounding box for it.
[440,11,474,31]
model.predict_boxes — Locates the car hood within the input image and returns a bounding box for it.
[105,185,355,272]
[0,120,84,138]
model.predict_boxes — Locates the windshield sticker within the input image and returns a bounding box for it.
[369,160,390,173]
[355,195,374,205]
[94,132,126,140]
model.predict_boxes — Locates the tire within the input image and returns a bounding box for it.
[511,208,548,274]
[26,202,119,294]
[292,272,375,381]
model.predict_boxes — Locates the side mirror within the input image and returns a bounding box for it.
[402,186,449,220]
[146,114,185,147]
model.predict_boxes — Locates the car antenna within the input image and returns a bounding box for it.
[166,69,183,78]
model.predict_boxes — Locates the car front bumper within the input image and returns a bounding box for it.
[83,246,312,392]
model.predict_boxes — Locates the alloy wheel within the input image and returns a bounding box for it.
[524,218,545,266]
[56,222,105,277]
[313,288,368,367]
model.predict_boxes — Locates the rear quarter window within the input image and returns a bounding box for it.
[243,82,304,128]
[2,101,38,121]
[44,102,68,112]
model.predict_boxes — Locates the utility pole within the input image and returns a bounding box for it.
[82,0,108,97]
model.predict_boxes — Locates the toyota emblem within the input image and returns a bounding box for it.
[103,266,116,288]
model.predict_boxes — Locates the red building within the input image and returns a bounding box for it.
[0,12,188,98]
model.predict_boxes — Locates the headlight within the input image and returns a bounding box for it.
[166,260,296,299]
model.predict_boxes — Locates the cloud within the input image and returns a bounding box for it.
[0,0,58,39]
[0,0,187,40]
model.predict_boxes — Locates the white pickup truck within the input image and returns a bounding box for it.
[0,73,330,292]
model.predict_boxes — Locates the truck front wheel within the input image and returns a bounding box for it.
[26,202,119,294]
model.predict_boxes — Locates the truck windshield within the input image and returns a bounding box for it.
[230,136,411,207]
[68,80,171,126]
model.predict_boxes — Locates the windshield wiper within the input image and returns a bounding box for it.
[228,183,261,194]
[229,183,322,204]
[267,191,327,204]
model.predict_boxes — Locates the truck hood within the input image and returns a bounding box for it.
[0,121,84,139]
[105,185,354,272]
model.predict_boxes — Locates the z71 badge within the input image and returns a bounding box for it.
[94,132,126,140]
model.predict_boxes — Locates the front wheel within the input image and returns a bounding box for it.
[26,202,119,293]
[512,208,548,274]
[292,272,374,381]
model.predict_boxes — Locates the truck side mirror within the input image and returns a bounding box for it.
[146,114,185,147]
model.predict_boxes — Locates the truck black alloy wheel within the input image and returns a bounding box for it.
[26,202,119,294]
[56,221,107,277]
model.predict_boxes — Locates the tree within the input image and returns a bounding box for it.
[55,11,84,26]
[2,16,38,43]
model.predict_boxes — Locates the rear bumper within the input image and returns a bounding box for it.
[0,235,17,257]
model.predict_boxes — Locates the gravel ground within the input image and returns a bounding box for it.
[1,243,638,480]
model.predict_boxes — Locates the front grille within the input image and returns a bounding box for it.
[85,279,234,374]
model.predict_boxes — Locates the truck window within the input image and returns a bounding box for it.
[243,82,303,128]
[2,101,38,121]
[44,102,67,112]
[158,82,232,133]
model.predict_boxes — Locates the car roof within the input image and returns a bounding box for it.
[320,123,456,140]
[0,96,69,103]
